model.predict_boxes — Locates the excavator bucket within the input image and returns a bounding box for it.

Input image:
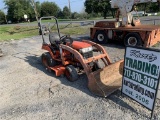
[88,60,124,97]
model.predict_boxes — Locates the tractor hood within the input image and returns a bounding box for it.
[72,41,92,50]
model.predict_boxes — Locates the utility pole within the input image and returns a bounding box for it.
[68,0,72,26]
[68,0,71,12]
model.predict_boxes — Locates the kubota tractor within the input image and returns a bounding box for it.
[40,16,124,97]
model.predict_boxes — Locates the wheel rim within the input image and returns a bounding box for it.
[97,34,104,42]
[128,37,137,46]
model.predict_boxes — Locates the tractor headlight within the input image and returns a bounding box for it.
[79,46,93,53]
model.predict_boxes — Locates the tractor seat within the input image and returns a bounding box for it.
[49,32,60,49]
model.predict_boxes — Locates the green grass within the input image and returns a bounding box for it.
[0,26,38,41]
[32,19,84,23]
[60,25,91,35]
[0,24,91,41]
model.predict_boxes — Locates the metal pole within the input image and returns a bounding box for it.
[68,0,72,27]
[68,0,71,11]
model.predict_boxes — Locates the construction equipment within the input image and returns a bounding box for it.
[111,0,158,26]
[90,0,160,47]
[40,16,124,97]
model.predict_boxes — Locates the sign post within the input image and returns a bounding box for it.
[24,14,28,21]
[24,14,29,28]
[122,46,160,119]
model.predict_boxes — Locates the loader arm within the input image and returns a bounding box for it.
[60,42,124,97]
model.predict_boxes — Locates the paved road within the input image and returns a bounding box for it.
[1,16,160,27]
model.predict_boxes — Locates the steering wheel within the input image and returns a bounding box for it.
[60,35,73,46]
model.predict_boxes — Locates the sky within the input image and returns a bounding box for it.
[0,0,85,13]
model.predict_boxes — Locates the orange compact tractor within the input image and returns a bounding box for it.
[40,16,124,97]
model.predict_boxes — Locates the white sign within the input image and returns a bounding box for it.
[24,14,28,19]
[122,46,160,110]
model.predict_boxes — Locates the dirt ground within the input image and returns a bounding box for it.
[0,35,160,120]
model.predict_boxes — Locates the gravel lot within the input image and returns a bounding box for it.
[0,35,160,120]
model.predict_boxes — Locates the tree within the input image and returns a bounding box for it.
[29,0,41,22]
[71,12,79,19]
[159,1,160,11]
[41,1,60,17]
[57,10,64,19]
[148,2,159,12]
[63,6,71,19]
[3,0,40,22]
[0,10,6,24]
[4,0,24,22]
[84,0,113,19]
[136,2,160,16]
[78,12,90,19]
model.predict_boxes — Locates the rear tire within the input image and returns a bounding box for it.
[94,30,108,44]
[124,33,142,47]
[41,52,57,67]
[65,65,78,82]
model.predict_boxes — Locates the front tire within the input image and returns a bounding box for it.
[92,61,102,72]
[65,65,78,82]
[41,52,57,67]
[124,33,142,47]
[94,30,108,44]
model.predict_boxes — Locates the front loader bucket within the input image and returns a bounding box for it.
[88,60,124,97]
